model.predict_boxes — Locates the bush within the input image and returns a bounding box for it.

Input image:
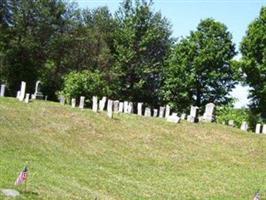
[60,70,111,105]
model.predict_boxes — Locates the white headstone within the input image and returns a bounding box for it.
[123,101,128,113]
[59,96,65,105]
[144,107,151,117]
[228,120,234,127]
[16,91,21,99]
[159,107,165,118]
[92,96,98,112]
[107,100,113,118]
[165,105,170,118]
[118,102,124,113]
[255,124,262,134]
[1,189,20,197]
[202,103,215,122]
[113,100,119,113]
[99,96,107,111]
[24,93,30,103]
[240,121,248,132]
[71,98,76,108]
[187,106,199,123]
[19,81,26,101]
[79,96,85,109]
[262,124,266,134]
[137,103,143,116]
[31,94,36,100]
[127,102,133,113]
[0,84,6,97]
[153,109,158,117]
[181,113,186,120]
[167,113,181,123]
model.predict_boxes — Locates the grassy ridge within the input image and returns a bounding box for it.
[0,97,266,199]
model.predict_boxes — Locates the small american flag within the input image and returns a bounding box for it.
[15,166,28,186]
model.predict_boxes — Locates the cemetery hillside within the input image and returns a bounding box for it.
[0,97,266,200]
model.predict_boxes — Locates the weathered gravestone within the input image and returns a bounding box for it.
[24,93,30,103]
[0,189,20,197]
[79,96,85,109]
[19,81,26,101]
[159,106,165,118]
[71,98,76,108]
[137,103,143,116]
[123,101,129,113]
[127,102,133,114]
[113,100,119,113]
[31,94,36,100]
[144,107,151,117]
[92,96,98,112]
[59,96,65,105]
[153,109,158,117]
[16,91,21,99]
[99,96,107,111]
[240,121,248,132]
[165,105,171,118]
[187,106,199,123]
[167,113,181,123]
[181,113,186,120]
[118,102,124,113]
[34,81,43,99]
[255,124,262,134]
[200,103,215,122]
[262,124,266,134]
[228,120,234,127]
[107,100,113,118]
[0,84,6,97]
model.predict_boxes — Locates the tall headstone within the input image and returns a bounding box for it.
[34,81,43,99]
[123,101,128,113]
[113,100,119,113]
[153,109,158,117]
[228,120,234,127]
[16,91,21,99]
[255,124,262,134]
[159,107,165,118]
[262,124,266,134]
[0,84,6,97]
[19,81,26,101]
[107,100,113,118]
[201,103,215,122]
[79,96,85,109]
[240,121,248,132]
[137,103,143,116]
[167,113,181,123]
[187,106,199,123]
[144,107,151,117]
[118,102,124,113]
[99,96,107,111]
[92,96,98,112]
[127,102,133,114]
[181,113,186,120]
[59,96,65,105]
[24,93,30,103]
[71,98,76,108]
[165,105,170,118]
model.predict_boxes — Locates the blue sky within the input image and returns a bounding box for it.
[76,0,265,108]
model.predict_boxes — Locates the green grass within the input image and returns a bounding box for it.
[0,97,266,200]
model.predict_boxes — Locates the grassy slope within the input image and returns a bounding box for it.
[0,97,266,200]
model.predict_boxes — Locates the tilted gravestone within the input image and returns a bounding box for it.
[165,105,170,118]
[71,98,76,108]
[19,81,26,101]
[137,103,143,116]
[99,96,107,111]
[255,124,262,134]
[167,113,181,123]
[159,106,165,118]
[79,96,85,109]
[0,84,6,97]
[187,106,199,123]
[92,96,98,112]
[153,109,158,117]
[118,102,124,113]
[24,93,30,103]
[144,107,151,117]
[113,100,119,113]
[107,100,113,118]
[240,121,248,132]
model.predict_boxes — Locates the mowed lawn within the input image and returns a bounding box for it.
[0,97,266,200]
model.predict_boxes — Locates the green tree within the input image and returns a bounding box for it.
[162,18,237,112]
[240,6,266,118]
[113,0,172,105]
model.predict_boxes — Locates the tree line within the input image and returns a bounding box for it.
[0,0,265,118]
